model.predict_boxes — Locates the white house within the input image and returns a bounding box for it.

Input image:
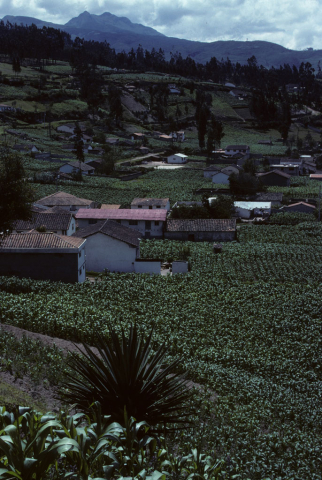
[131,198,170,211]
[75,209,167,238]
[234,201,271,219]
[13,212,76,236]
[225,145,250,156]
[73,220,140,273]
[212,172,230,185]
[167,153,188,164]
[59,161,95,176]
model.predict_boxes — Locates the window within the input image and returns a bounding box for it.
[72,224,75,230]
[79,251,82,258]
[89,219,97,224]
[149,206,152,209]
[79,269,82,275]
[155,221,159,226]
[146,221,151,230]
[129,220,138,225]
[156,205,161,208]
[138,205,142,208]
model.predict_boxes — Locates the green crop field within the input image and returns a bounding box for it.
[1,222,322,478]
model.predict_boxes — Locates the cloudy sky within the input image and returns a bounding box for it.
[0,0,321,50]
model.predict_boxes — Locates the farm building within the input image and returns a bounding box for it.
[13,212,76,236]
[167,153,188,164]
[75,209,167,238]
[234,201,271,219]
[131,198,170,211]
[281,202,316,214]
[0,233,86,283]
[59,161,95,176]
[165,219,236,242]
[225,145,250,156]
[34,192,97,212]
[72,220,141,273]
[255,192,283,206]
[256,170,291,187]
[203,166,220,178]
[310,174,322,181]
[212,172,230,185]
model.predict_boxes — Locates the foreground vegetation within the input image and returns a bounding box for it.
[1,222,322,478]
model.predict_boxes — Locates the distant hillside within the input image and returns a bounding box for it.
[3,12,322,68]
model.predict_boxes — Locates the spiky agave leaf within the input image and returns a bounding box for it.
[59,325,194,427]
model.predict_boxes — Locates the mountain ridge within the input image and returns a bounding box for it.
[2,11,322,68]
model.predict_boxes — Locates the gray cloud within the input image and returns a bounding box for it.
[0,0,322,50]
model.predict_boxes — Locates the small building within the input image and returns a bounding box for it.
[59,161,95,176]
[212,172,230,185]
[75,209,167,238]
[131,198,170,211]
[167,153,188,164]
[165,219,236,242]
[310,174,322,181]
[0,233,86,283]
[270,163,300,176]
[256,170,291,187]
[159,135,173,142]
[255,192,283,206]
[281,202,316,214]
[221,165,240,176]
[225,145,250,156]
[203,166,220,178]
[13,212,76,236]
[72,220,140,273]
[234,201,271,219]
[56,124,76,135]
[0,104,16,112]
[35,191,97,212]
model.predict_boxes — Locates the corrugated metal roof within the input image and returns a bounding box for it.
[234,201,271,210]
[76,209,167,221]
[73,220,141,246]
[166,219,236,232]
[0,233,85,249]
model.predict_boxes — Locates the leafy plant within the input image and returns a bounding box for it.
[60,325,194,427]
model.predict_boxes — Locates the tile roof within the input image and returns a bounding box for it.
[257,170,291,179]
[0,233,85,250]
[131,198,169,207]
[76,209,167,221]
[35,191,94,207]
[166,219,236,232]
[73,220,141,246]
[14,213,72,231]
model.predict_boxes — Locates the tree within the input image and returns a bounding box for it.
[108,85,123,125]
[208,195,234,219]
[97,147,117,175]
[0,153,34,235]
[229,172,263,195]
[206,115,225,157]
[242,158,257,176]
[59,324,193,427]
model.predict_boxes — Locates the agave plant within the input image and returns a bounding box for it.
[60,325,194,427]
